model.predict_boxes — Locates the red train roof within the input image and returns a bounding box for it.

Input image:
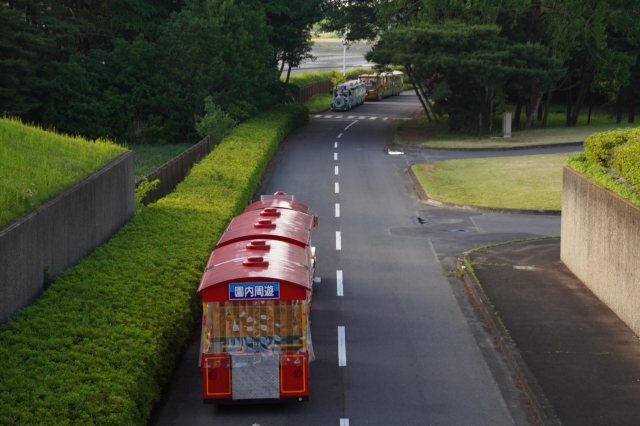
[217,208,313,248]
[198,239,312,302]
[244,197,309,214]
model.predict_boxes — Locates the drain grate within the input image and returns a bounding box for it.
[411,216,430,225]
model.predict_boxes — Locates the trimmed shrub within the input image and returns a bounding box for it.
[0,104,309,425]
[567,152,640,207]
[611,138,640,190]
[583,127,639,166]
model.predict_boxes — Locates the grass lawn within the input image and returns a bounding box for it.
[412,153,571,210]
[304,93,333,113]
[125,143,192,181]
[399,107,640,149]
[0,118,127,227]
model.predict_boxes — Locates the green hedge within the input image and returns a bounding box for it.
[611,138,640,189]
[583,127,638,166]
[569,126,640,207]
[0,104,309,425]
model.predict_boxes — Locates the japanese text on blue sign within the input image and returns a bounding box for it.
[229,282,280,300]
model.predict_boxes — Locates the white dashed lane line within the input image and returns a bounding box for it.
[340,420,350,426]
[335,142,338,148]
[335,182,339,193]
[336,231,341,250]
[335,166,339,175]
[344,121,358,130]
[334,153,338,160]
[338,133,343,138]
[337,270,343,296]
[335,203,340,217]
[338,327,347,366]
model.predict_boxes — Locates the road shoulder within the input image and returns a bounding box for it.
[460,239,640,426]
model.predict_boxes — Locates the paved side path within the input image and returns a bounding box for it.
[468,239,640,426]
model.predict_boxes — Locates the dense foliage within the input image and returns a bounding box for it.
[325,0,640,133]
[0,104,309,425]
[0,0,317,143]
[569,127,640,206]
[0,118,126,227]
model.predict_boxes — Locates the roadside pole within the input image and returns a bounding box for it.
[342,29,347,77]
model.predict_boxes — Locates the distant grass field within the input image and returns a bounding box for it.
[412,153,571,210]
[0,118,127,227]
[399,105,640,149]
[126,143,192,181]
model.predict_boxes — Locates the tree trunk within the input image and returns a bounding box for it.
[513,98,523,130]
[406,66,432,122]
[285,63,292,83]
[566,91,573,125]
[629,107,635,123]
[478,112,482,136]
[537,100,543,121]
[525,91,543,129]
[616,86,623,124]
[569,72,593,126]
[542,90,553,128]
[587,90,594,125]
[413,68,439,122]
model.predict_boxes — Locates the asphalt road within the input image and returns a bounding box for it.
[150,93,583,426]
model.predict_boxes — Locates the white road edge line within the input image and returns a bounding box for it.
[338,133,343,138]
[334,153,338,160]
[344,120,358,130]
[337,270,343,296]
[338,327,347,366]
[340,420,350,426]
[336,231,341,250]
[335,182,339,193]
[335,203,340,217]
[335,166,339,175]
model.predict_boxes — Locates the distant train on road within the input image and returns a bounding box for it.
[197,192,318,404]
[359,71,404,101]
[330,80,366,111]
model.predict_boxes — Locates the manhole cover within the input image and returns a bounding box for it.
[411,216,429,225]
[449,228,470,232]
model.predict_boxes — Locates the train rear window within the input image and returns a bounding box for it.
[203,300,305,354]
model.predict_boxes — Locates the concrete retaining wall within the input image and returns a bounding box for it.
[0,152,134,325]
[561,166,640,336]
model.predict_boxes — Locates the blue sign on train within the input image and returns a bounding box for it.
[229,282,280,300]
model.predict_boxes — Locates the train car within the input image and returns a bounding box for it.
[389,71,404,96]
[197,194,317,404]
[330,80,366,111]
[359,72,391,101]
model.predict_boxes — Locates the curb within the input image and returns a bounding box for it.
[394,141,584,152]
[406,167,562,216]
[459,255,561,426]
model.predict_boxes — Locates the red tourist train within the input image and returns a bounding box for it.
[197,192,318,404]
